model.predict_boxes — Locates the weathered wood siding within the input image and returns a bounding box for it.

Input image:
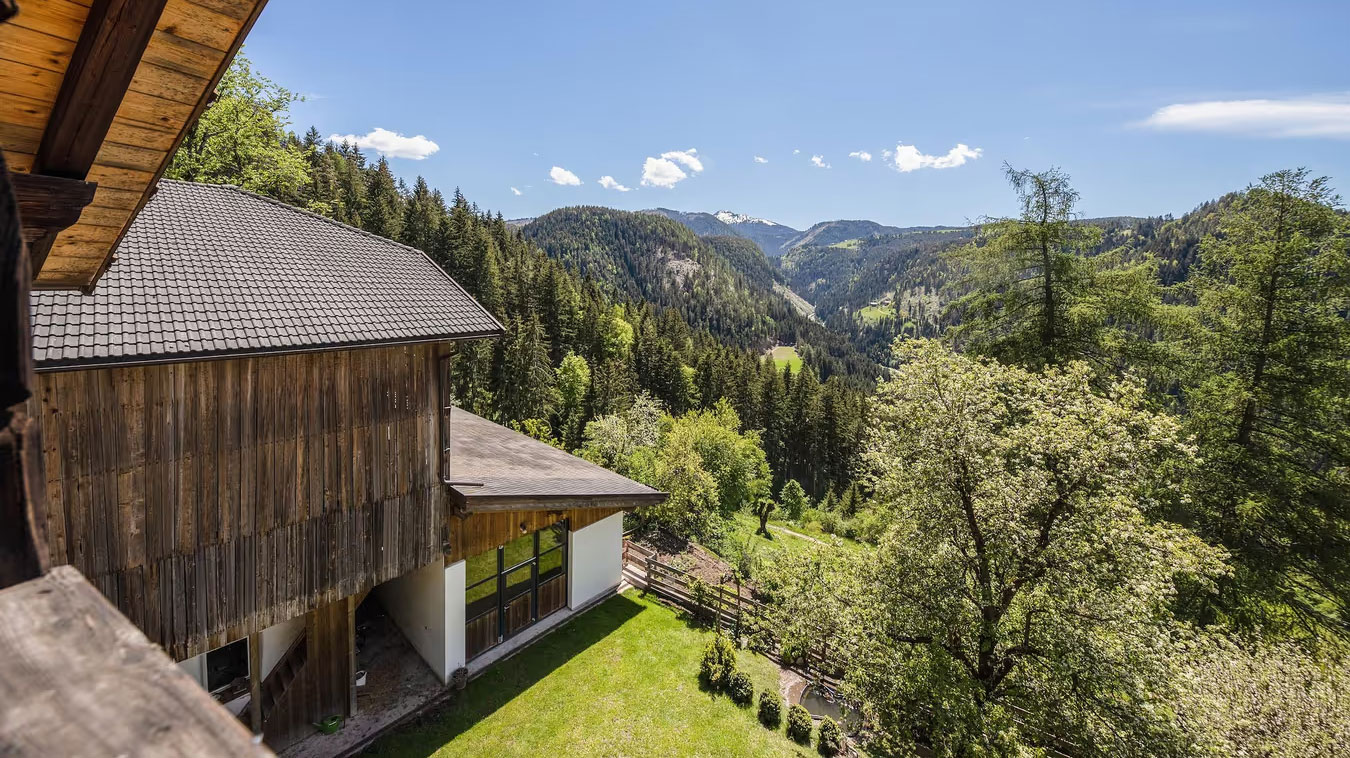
[447,506,624,564]
[29,344,445,660]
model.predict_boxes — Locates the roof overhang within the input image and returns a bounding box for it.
[448,407,668,515]
[1,0,270,291]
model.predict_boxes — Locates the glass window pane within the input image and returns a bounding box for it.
[502,531,534,569]
[465,550,497,588]
[503,564,533,599]
[539,522,565,553]
[539,546,565,581]
[466,579,498,619]
[205,638,249,693]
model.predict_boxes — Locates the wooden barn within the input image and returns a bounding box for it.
[22,179,666,750]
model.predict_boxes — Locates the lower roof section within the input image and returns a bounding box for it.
[448,407,667,513]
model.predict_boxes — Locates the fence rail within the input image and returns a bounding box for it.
[620,534,1077,758]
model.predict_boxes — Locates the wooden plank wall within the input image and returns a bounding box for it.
[447,506,625,564]
[0,0,266,288]
[29,344,444,660]
[261,597,350,751]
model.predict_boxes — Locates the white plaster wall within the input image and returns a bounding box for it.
[177,653,205,687]
[259,616,305,679]
[569,512,624,609]
[445,560,466,675]
[376,559,464,683]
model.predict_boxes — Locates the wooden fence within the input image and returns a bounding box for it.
[621,535,1077,758]
[621,536,842,687]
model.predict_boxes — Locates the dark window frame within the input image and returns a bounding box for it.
[464,521,569,659]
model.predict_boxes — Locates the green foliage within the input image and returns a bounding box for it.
[699,636,738,691]
[786,704,813,745]
[166,54,310,203]
[1174,169,1350,637]
[779,480,810,521]
[816,717,842,756]
[846,340,1227,755]
[728,671,755,705]
[554,352,591,450]
[758,690,783,728]
[946,164,1162,374]
[509,418,560,448]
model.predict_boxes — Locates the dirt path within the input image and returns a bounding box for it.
[767,524,829,546]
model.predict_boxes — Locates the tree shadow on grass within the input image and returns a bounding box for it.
[358,593,646,757]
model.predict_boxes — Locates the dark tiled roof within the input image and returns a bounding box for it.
[449,407,666,509]
[31,180,502,368]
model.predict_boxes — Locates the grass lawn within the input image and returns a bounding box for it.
[725,512,869,562]
[769,345,802,373]
[855,304,891,326]
[361,592,813,758]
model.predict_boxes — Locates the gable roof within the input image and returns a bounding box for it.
[448,407,666,511]
[30,180,502,369]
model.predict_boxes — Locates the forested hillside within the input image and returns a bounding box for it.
[522,206,880,383]
[163,55,869,503]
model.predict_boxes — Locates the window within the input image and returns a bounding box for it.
[464,521,569,660]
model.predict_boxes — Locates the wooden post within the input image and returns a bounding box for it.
[247,632,262,734]
[347,594,357,716]
[0,152,49,590]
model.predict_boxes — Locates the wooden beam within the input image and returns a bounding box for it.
[9,171,97,272]
[31,0,170,180]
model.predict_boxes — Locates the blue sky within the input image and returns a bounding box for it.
[243,0,1350,229]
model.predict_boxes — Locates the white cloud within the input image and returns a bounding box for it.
[641,157,687,188]
[792,148,801,155]
[1139,95,1350,138]
[326,127,439,160]
[849,150,873,162]
[810,154,831,169]
[660,148,703,172]
[641,147,704,188]
[598,175,632,192]
[510,187,522,196]
[549,166,582,185]
[754,155,768,164]
[888,142,982,172]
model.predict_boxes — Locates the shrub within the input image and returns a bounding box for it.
[839,518,858,540]
[818,510,839,535]
[699,635,737,690]
[728,671,754,705]
[758,690,783,727]
[817,716,842,756]
[786,704,813,744]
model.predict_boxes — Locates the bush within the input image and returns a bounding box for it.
[758,690,783,727]
[818,510,839,535]
[817,716,842,756]
[786,703,813,744]
[728,671,754,705]
[699,635,737,690]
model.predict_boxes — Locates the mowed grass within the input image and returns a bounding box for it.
[769,345,802,373]
[856,304,891,326]
[726,511,870,561]
[361,592,812,758]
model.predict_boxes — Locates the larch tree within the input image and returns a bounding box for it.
[1178,168,1350,638]
[946,164,1161,374]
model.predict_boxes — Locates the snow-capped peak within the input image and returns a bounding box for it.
[715,210,779,227]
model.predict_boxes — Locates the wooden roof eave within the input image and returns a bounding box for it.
[0,0,271,292]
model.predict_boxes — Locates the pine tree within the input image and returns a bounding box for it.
[361,156,403,239]
[494,315,556,424]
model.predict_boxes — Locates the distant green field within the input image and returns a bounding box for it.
[769,345,802,373]
[856,304,891,325]
[829,238,861,250]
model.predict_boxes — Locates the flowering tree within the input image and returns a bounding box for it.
[848,341,1226,756]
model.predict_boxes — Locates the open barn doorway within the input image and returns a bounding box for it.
[351,588,443,721]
